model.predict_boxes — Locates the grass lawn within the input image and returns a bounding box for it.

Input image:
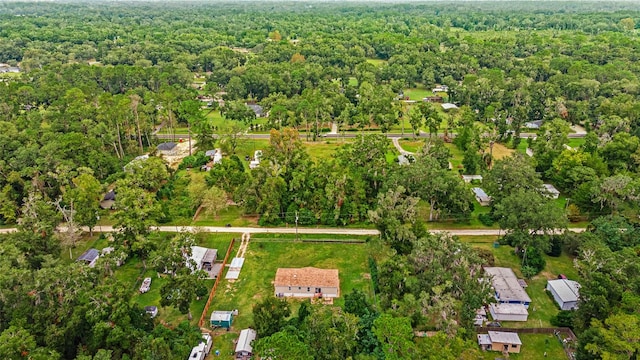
[567,138,585,148]
[489,143,514,160]
[444,143,465,171]
[194,206,258,227]
[398,139,424,153]
[206,241,375,332]
[478,333,566,360]
[304,140,347,161]
[348,77,358,87]
[365,58,387,66]
[403,86,435,101]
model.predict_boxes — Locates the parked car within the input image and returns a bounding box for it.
[139,277,152,293]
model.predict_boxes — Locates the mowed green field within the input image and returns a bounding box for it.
[206,240,375,331]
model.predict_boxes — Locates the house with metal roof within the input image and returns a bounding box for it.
[478,331,522,353]
[225,257,245,280]
[542,184,561,199]
[489,303,529,322]
[441,103,459,111]
[235,328,256,359]
[274,267,340,299]
[77,249,100,267]
[485,267,531,308]
[472,187,491,206]
[156,142,177,155]
[462,174,483,183]
[547,279,581,310]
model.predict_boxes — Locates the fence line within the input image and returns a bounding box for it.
[198,237,236,328]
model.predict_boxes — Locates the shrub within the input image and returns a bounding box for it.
[476,248,495,266]
[478,213,495,226]
[551,311,575,328]
[521,246,546,275]
[546,236,563,257]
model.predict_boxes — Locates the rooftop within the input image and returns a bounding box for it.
[543,183,560,195]
[488,331,522,345]
[485,267,532,304]
[210,311,233,322]
[489,303,529,316]
[547,279,581,302]
[472,187,491,201]
[441,103,459,110]
[235,328,256,353]
[157,142,177,151]
[275,267,339,288]
[77,248,99,262]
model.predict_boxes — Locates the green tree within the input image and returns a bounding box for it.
[68,171,102,236]
[373,314,416,360]
[253,297,291,338]
[254,329,313,360]
[200,186,228,219]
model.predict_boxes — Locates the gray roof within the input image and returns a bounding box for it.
[205,150,217,157]
[210,311,233,322]
[398,155,410,166]
[235,328,257,353]
[157,142,177,151]
[485,267,532,304]
[441,103,459,110]
[247,104,264,116]
[543,184,560,195]
[489,303,529,315]
[103,189,116,201]
[77,248,99,262]
[477,334,492,346]
[525,120,543,129]
[547,279,580,303]
[488,331,522,345]
[144,306,157,312]
[472,187,491,202]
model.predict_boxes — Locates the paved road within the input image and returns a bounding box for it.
[0,226,586,236]
[157,131,586,141]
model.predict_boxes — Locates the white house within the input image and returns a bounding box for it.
[485,267,532,308]
[274,267,340,299]
[489,303,529,322]
[547,279,581,310]
[235,328,256,359]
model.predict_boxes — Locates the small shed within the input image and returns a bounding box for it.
[478,331,522,353]
[441,103,459,111]
[472,188,491,206]
[144,306,158,318]
[210,310,234,329]
[100,189,116,209]
[156,142,177,155]
[225,257,245,280]
[461,174,483,183]
[547,279,581,310]
[432,85,449,93]
[489,303,529,322]
[524,120,543,129]
[235,328,257,359]
[542,184,560,199]
[77,249,100,267]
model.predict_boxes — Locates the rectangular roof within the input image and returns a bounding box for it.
[210,311,233,322]
[485,267,532,303]
[489,303,529,315]
[472,187,491,201]
[477,334,492,346]
[462,175,483,180]
[275,267,339,288]
[548,279,580,302]
[235,329,256,353]
[202,249,217,264]
[543,184,560,195]
[189,246,209,269]
[488,331,522,345]
[441,103,459,110]
[77,248,99,262]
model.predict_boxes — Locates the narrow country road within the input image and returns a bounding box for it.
[0,226,586,236]
[392,137,413,155]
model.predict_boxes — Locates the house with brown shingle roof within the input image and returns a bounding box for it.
[274,267,339,299]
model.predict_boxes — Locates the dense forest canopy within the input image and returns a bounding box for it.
[1,1,640,359]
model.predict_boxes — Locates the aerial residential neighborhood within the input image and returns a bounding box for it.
[0,1,639,360]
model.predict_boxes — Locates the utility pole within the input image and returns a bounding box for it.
[295,211,299,242]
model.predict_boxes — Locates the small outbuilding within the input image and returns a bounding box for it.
[441,103,459,111]
[524,120,543,129]
[472,187,491,206]
[144,306,158,318]
[77,249,100,267]
[235,328,256,359]
[547,279,581,310]
[225,257,245,280]
[275,267,340,299]
[542,184,561,199]
[247,104,264,117]
[210,310,234,329]
[478,331,522,353]
[461,174,483,183]
[489,303,529,322]
[100,189,116,209]
[156,142,177,155]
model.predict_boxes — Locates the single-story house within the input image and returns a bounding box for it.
[472,188,491,206]
[489,303,529,322]
[210,310,234,329]
[485,267,532,308]
[441,103,459,111]
[542,184,560,199]
[77,249,100,267]
[247,104,264,117]
[462,174,483,183]
[275,267,340,299]
[189,333,213,360]
[144,306,158,318]
[156,142,177,155]
[547,279,581,310]
[478,331,522,353]
[235,328,256,359]
[524,120,543,129]
[188,246,218,272]
[423,96,444,103]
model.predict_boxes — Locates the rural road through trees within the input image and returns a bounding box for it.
[0,226,586,236]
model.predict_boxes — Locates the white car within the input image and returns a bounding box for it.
[139,277,152,293]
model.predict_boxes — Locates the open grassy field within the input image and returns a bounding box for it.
[206,240,376,331]
[403,86,435,101]
[304,140,346,161]
[489,142,514,160]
